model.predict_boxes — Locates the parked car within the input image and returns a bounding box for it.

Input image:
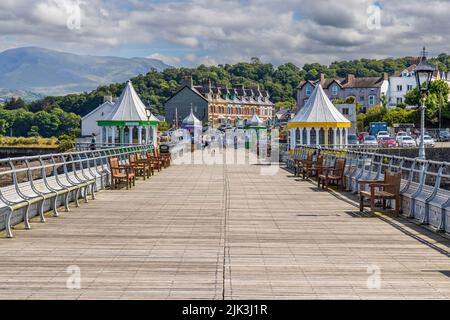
[378,136,397,148]
[415,135,435,147]
[395,131,408,142]
[398,136,417,147]
[358,132,369,143]
[348,134,358,145]
[438,131,450,142]
[376,131,390,139]
[363,135,378,146]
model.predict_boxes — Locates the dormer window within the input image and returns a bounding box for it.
[305,85,312,97]
[331,84,338,96]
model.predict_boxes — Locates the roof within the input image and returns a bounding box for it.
[105,81,156,122]
[246,112,265,128]
[82,101,114,120]
[165,79,273,106]
[289,85,351,128]
[298,74,386,90]
[182,108,202,127]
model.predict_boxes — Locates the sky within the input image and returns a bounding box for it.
[0,0,449,67]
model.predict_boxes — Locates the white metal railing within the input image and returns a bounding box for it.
[0,145,154,238]
[286,146,450,235]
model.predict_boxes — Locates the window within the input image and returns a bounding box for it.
[360,96,365,102]
[331,85,338,96]
[407,85,413,91]
[397,85,403,92]
[397,97,403,104]
[305,85,312,97]
[342,108,349,115]
[369,95,376,106]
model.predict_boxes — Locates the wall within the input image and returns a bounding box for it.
[81,102,114,137]
[164,87,209,126]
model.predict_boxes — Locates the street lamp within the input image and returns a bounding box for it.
[414,47,435,160]
[145,105,153,145]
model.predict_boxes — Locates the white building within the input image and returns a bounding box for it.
[388,65,445,108]
[81,100,114,137]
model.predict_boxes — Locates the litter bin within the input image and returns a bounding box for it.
[160,144,170,154]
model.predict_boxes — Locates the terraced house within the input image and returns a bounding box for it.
[297,73,389,113]
[164,77,274,128]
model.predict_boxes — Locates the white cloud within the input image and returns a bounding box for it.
[0,0,449,66]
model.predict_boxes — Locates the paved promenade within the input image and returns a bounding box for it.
[1,156,450,299]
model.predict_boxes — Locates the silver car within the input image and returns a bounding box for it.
[398,136,417,147]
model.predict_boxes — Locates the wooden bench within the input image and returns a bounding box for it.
[317,158,346,190]
[129,153,151,180]
[108,157,135,190]
[359,170,401,215]
[303,155,323,180]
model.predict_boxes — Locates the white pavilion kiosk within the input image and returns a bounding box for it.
[97,81,160,148]
[288,84,351,151]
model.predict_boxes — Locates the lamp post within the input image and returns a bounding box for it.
[145,105,152,146]
[414,47,435,160]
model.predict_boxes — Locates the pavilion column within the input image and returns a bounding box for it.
[333,128,337,149]
[324,128,329,146]
[129,126,134,145]
[145,126,150,145]
[315,128,320,146]
[343,128,348,147]
[99,126,103,146]
[138,126,143,145]
[339,128,343,148]
[111,126,116,146]
[299,128,304,145]
[153,126,158,149]
[289,129,296,150]
[105,127,109,145]
[306,128,311,146]
[120,127,125,145]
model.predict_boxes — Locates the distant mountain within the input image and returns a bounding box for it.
[0,47,171,96]
[0,88,44,103]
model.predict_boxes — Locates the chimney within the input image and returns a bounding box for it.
[346,74,355,83]
[103,95,113,103]
[320,73,326,83]
[181,76,193,88]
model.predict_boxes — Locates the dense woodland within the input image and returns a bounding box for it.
[1,54,450,138]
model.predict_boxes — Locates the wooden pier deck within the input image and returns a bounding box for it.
[1,157,449,299]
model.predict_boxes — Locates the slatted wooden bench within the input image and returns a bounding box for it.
[359,170,401,215]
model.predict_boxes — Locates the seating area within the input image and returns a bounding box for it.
[0,145,171,238]
[286,146,450,236]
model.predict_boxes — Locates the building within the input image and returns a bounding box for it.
[297,73,389,112]
[81,99,114,137]
[335,104,357,135]
[388,65,445,107]
[164,77,274,128]
[289,84,351,150]
[97,81,159,148]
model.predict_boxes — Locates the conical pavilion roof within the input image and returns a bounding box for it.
[105,81,149,121]
[288,85,351,128]
[182,108,202,127]
[246,112,265,128]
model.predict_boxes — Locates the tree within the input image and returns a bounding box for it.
[0,119,8,136]
[4,97,26,110]
[405,80,450,126]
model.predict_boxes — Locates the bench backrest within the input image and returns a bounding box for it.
[108,158,120,176]
[334,159,346,177]
[384,171,402,195]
